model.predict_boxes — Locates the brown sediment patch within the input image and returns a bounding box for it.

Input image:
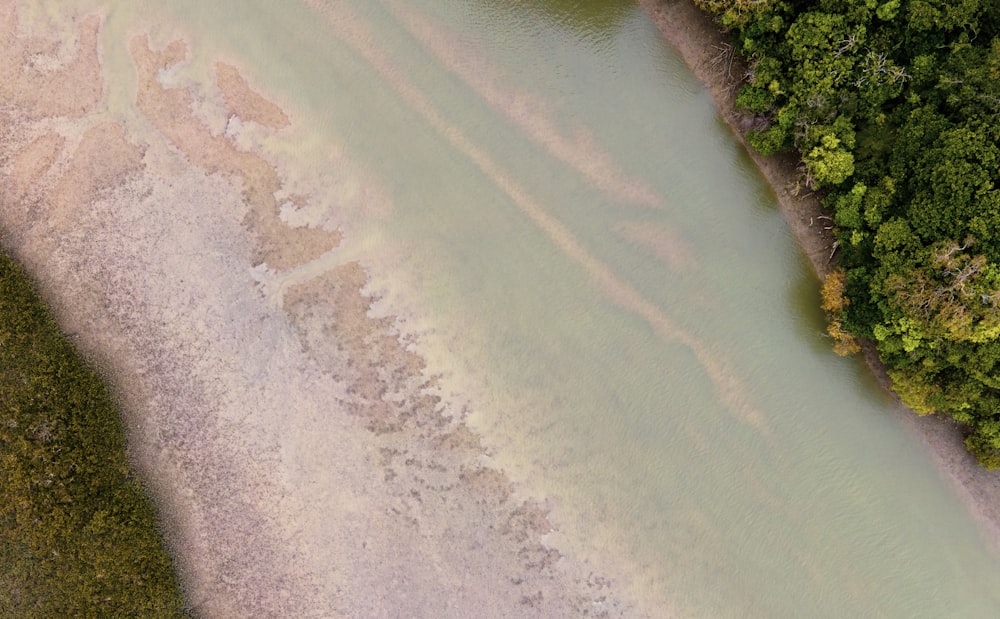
[279,260,636,617]
[313,0,766,434]
[50,122,145,228]
[128,35,338,270]
[386,1,663,209]
[435,422,483,454]
[615,220,697,272]
[0,7,103,120]
[214,61,291,130]
[640,0,1000,548]
[4,131,64,202]
[282,260,436,435]
[269,144,394,230]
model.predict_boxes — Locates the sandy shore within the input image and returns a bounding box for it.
[0,3,636,617]
[639,0,1000,548]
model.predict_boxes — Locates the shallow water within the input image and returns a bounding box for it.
[31,0,1000,616]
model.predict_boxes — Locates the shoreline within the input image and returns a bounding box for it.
[639,0,1000,548]
[0,4,639,616]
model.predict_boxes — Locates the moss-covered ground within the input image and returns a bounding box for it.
[0,249,188,617]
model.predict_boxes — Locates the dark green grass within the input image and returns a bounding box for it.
[0,249,188,617]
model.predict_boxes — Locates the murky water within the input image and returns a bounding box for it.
[29,0,1000,616]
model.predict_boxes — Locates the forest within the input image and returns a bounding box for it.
[693,0,1000,466]
[0,251,188,616]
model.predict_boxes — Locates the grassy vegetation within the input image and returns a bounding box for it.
[0,249,188,617]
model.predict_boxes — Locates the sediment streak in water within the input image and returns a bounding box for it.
[306,0,768,435]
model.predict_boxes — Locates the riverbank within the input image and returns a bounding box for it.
[639,0,1000,548]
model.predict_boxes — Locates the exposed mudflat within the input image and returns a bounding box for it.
[0,3,635,617]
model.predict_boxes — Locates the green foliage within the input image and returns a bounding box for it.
[0,251,188,616]
[876,0,900,21]
[747,125,788,155]
[907,0,984,32]
[693,0,783,28]
[695,0,1000,467]
[804,133,855,187]
[735,84,777,113]
[884,241,1000,344]
[832,182,867,230]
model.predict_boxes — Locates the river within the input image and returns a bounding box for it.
[12,0,1000,616]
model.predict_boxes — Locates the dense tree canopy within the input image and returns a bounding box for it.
[694,0,1000,466]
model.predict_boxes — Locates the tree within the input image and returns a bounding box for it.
[804,133,855,186]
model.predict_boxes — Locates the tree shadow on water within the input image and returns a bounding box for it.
[787,266,833,355]
[488,0,632,43]
[788,266,895,407]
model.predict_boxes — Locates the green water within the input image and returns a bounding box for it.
[49,0,1000,615]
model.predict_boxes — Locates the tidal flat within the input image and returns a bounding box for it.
[0,3,633,616]
[6,1,1000,617]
